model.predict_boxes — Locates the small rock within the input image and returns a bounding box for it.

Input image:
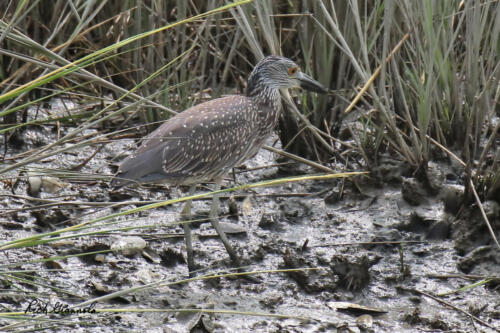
[136,268,156,284]
[28,175,42,196]
[440,185,464,214]
[219,222,246,234]
[258,213,279,229]
[44,260,63,270]
[425,161,445,193]
[200,314,215,332]
[482,200,500,219]
[94,254,107,263]
[356,314,373,331]
[228,195,239,217]
[241,195,254,216]
[401,178,427,206]
[27,174,66,196]
[111,236,147,256]
[91,280,110,294]
[41,176,66,193]
[324,190,342,205]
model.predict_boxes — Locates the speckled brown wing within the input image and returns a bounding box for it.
[112,95,263,187]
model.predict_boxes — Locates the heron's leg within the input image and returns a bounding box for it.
[180,185,197,276]
[209,177,242,268]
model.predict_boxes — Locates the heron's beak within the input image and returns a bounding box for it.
[297,72,328,94]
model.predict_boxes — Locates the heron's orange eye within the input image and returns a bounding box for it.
[288,66,298,76]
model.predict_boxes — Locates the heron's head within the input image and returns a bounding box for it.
[246,56,327,97]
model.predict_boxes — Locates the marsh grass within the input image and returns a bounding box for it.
[1,1,496,178]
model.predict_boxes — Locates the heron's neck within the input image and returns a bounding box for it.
[249,85,279,102]
[246,85,281,131]
[246,77,281,109]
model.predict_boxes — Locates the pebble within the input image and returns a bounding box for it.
[110,236,147,256]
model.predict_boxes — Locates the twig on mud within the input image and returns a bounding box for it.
[70,144,105,171]
[413,289,499,332]
[427,273,500,281]
[311,240,426,247]
[263,145,337,173]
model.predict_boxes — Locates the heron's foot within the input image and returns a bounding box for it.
[208,219,261,283]
[208,215,242,264]
[181,193,197,279]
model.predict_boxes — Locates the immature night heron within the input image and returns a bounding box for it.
[111,55,326,275]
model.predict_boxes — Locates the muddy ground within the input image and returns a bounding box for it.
[1,100,499,332]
